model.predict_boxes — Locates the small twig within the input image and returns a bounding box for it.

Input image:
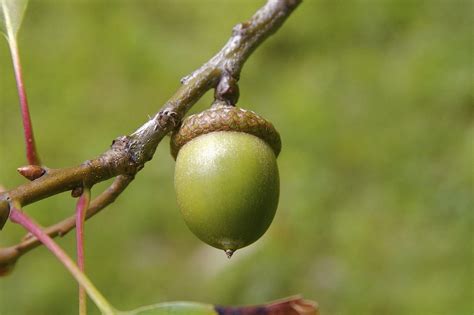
[9,206,116,315]
[0,175,133,269]
[76,187,91,315]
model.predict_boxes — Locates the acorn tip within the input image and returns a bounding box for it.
[225,249,234,259]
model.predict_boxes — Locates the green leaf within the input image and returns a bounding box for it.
[122,302,216,315]
[0,0,28,40]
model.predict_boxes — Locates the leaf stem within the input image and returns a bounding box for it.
[7,36,41,165]
[0,175,134,267]
[9,206,116,315]
[76,187,91,315]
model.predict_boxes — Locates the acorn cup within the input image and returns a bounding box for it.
[171,104,281,258]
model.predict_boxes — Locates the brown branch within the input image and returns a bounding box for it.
[0,0,301,266]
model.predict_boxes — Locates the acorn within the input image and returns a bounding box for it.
[171,104,281,258]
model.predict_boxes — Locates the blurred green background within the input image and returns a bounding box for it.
[0,0,472,314]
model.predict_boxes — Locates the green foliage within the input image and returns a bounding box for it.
[0,1,472,314]
[122,302,214,315]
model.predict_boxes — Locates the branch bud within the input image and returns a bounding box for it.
[71,186,84,198]
[17,165,46,181]
[214,72,239,106]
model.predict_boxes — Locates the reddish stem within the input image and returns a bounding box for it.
[8,206,115,315]
[9,207,75,274]
[8,39,41,165]
[76,188,91,315]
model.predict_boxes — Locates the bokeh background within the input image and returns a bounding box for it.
[0,1,472,314]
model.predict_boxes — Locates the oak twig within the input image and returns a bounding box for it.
[0,0,301,269]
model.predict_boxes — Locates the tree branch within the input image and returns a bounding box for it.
[0,0,301,266]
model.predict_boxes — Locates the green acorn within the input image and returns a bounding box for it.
[171,104,281,258]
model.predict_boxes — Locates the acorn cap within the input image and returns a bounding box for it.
[170,105,281,159]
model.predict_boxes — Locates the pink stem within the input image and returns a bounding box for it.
[76,188,90,315]
[10,207,76,275]
[8,206,115,315]
[8,39,41,166]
